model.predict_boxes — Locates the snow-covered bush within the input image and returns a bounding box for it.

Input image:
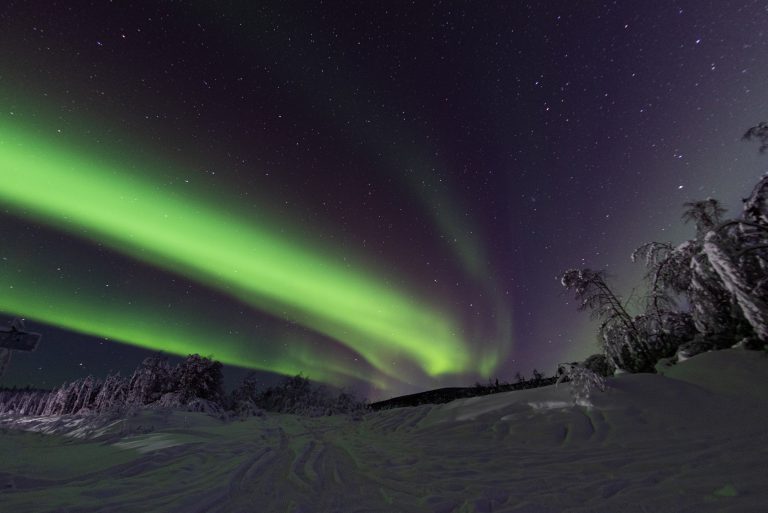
[556,363,606,408]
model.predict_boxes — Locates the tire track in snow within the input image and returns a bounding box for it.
[288,439,317,488]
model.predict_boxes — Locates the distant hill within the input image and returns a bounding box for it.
[369,376,558,410]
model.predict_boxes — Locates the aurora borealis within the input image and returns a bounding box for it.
[1,1,768,400]
[0,117,469,378]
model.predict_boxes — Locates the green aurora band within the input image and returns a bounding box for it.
[0,251,396,389]
[157,5,512,379]
[0,118,471,383]
[185,3,510,373]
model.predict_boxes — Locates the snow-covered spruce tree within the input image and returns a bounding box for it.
[14,389,50,416]
[31,376,101,416]
[703,230,768,341]
[626,188,768,363]
[44,381,80,415]
[695,174,768,345]
[629,200,729,357]
[0,387,50,415]
[561,269,655,372]
[126,354,177,406]
[688,249,743,347]
[676,198,749,348]
[703,123,768,344]
[70,375,102,414]
[591,139,768,365]
[174,354,224,404]
[674,130,768,347]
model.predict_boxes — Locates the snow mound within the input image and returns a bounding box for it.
[0,350,766,513]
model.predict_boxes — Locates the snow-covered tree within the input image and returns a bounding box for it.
[127,354,177,405]
[742,174,768,225]
[228,371,264,418]
[70,375,101,414]
[563,172,768,372]
[743,121,768,154]
[556,363,606,408]
[705,224,768,342]
[91,373,129,415]
[682,198,727,240]
[632,237,718,354]
[175,354,224,402]
[560,268,655,372]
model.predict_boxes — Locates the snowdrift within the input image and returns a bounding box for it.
[1,349,766,513]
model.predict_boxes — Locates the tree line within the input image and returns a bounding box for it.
[0,354,370,419]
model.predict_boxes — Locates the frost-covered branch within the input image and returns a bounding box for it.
[703,231,768,341]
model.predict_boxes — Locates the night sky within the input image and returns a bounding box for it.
[1,1,767,401]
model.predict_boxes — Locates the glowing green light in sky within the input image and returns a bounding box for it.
[0,118,470,379]
[0,251,373,387]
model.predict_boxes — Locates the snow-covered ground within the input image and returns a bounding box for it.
[1,349,766,513]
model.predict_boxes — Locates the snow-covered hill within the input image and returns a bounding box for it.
[1,349,766,513]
